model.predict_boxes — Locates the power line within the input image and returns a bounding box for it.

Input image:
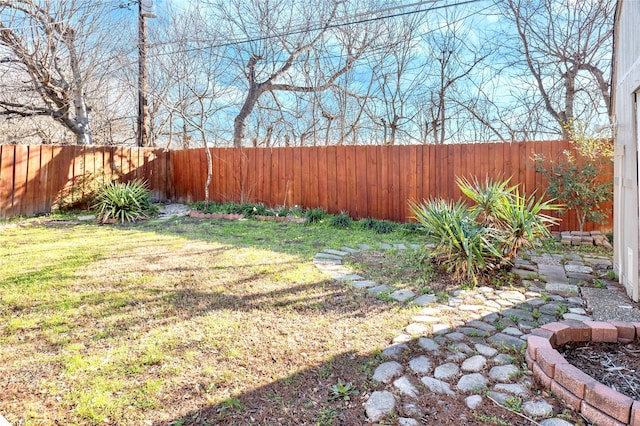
[147,0,485,56]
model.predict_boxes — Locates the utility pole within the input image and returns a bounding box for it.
[137,0,155,147]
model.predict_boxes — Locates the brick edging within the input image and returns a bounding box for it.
[527,320,640,425]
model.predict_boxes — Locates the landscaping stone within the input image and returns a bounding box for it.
[461,355,487,372]
[457,373,488,392]
[393,376,419,398]
[349,280,378,289]
[365,391,396,422]
[475,343,498,357]
[408,356,432,375]
[367,284,392,295]
[523,400,554,418]
[492,354,514,365]
[382,343,408,359]
[487,333,527,351]
[545,282,579,297]
[405,323,430,336]
[373,361,403,383]
[488,365,519,382]
[420,377,455,396]
[434,363,459,380]
[417,337,440,352]
[539,419,574,426]
[494,383,528,396]
[465,394,483,410]
[398,418,419,426]
[390,289,416,302]
[411,294,438,306]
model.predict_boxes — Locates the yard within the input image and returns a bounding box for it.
[0,216,421,425]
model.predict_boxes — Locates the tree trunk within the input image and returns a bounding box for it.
[233,83,261,147]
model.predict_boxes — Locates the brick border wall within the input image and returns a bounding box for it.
[526,321,640,425]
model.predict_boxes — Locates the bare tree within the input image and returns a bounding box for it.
[499,0,614,138]
[213,0,380,147]
[0,1,118,144]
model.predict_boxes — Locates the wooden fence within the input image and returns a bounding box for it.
[0,141,613,231]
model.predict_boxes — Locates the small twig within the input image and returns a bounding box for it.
[486,395,542,426]
[603,353,640,399]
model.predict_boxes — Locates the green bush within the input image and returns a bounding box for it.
[409,177,560,285]
[93,179,156,223]
[329,211,353,228]
[305,208,326,224]
[358,218,396,234]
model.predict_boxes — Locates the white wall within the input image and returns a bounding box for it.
[613,0,640,301]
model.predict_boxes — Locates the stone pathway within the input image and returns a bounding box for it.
[313,243,620,425]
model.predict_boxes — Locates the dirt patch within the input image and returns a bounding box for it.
[561,341,640,400]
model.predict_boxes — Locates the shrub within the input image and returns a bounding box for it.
[409,177,560,285]
[93,179,156,223]
[305,208,326,224]
[358,218,396,234]
[533,122,613,234]
[329,211,353,228]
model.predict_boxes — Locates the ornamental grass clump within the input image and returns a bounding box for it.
[410,177,560,286]
[93,179,156,223]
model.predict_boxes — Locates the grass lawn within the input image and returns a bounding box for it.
[0,216,422,425]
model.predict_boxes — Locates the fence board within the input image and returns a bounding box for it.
[0,141,614,232]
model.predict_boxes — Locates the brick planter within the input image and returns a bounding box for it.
[527,321,640,425]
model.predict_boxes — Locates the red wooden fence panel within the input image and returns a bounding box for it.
[0,141,614,232]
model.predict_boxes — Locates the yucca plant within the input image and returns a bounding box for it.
[457,176,517,227]
[494,188,561,263]
[93,179,156,224]
[409,199,502,285]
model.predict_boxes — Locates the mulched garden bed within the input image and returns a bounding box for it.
[560,341,640,401]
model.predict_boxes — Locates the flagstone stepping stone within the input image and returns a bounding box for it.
[379,243,393,249]
[545,282,579,297]
[494,383,528,396]
[539,303,561,315]
[373,361,403,383]
[562,313,591,321]
[465,394,483,409]
[568,307,587,315]
[365,391,396,422]
[349,280,378,289]
[359,243,372,250]
[501,308,535,322]
[315,252,343,260]
[523,400,553,418]
[498,290,526,302]
[340,246,359,253]
[394,243,407,249]
[475,343,498,357]
[334,274,365,281]
[405,323,430,336]
[457,373,488,392]
[488,365,519,382]
[399,418,419,426]
[564,263,592,274]
[432,324,451,334]
[393,376,419,398]
[434,363,459,380]
[417,337,440,352]
[466,321,496,332]
[487,333,526,351]
[390,289,416,302]
[382,343,408,359]
[502,327,524,336]
[324,248,348,256]
[412,294,438,306]
[410,244,421,250]
[487,391,511,405]
[393,334,413,343]
[457,327,490,337]
[445,332,465,341]
[313,257,342,265]
[449,342,473,354]
[408,356,432,374]
[461,355,487,372]
[493,354,514,365]
[367,284,392,295]
[420,377,455,396]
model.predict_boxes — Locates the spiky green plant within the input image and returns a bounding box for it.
[409,198,502,285]
[93,179,156,223]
